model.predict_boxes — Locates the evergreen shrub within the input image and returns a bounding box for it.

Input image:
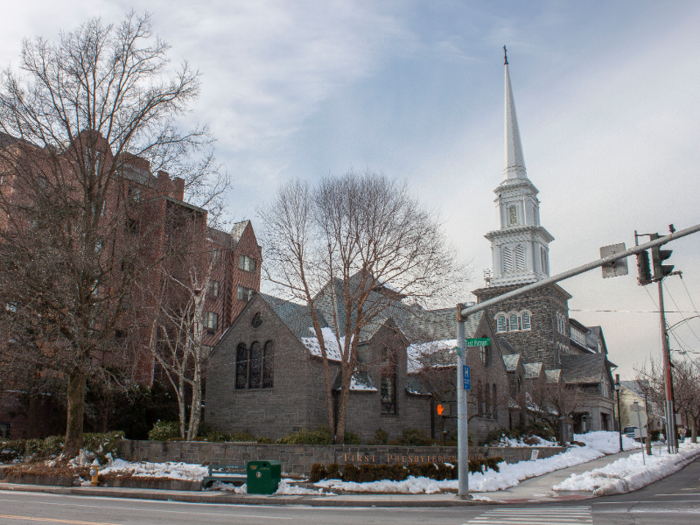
[148,420,180,441]
[308,458,503,483]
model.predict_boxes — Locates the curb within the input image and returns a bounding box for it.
[0,483,492,507]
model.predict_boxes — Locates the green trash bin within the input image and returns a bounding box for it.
[247,460,281,494]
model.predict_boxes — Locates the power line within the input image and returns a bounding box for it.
[664,281,700,346]
[569,309,697,313]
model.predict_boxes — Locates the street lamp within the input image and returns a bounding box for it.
[615,374,623,452]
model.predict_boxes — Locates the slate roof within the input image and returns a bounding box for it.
[545,369,561,383]
[561,354,608,384]
[620,380,646,398]
[207,226,234,247]
[502,354,521,372]
[259,293,328,339]
[524,362,543,379]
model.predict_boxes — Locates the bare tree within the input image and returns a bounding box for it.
[259,171,466,444]
[526,376,585,444]
[146,203,219,440]
[638,358,700,443]
[0,13,216,456]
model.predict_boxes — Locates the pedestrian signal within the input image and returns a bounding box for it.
[436,404,451,417]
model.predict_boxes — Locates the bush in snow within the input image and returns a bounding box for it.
[0,431,123,462]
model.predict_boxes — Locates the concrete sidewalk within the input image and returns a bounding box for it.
[474,448,643,504]
[0,448,648,508]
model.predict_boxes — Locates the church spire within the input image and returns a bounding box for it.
[504,49,527,180]
[484,49,554,288]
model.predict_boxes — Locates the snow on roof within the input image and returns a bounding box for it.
[406,339,457,374]
[502,354,521,372]
[349,372,377,392]
[524,362,543,379]
[545,369,561,383]
[301,326,346,362]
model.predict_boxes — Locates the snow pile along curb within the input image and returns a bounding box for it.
[314,431,641,494]
[553,441,700,496]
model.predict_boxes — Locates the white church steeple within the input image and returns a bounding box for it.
[504,50,527,180]
[485,48,554,288]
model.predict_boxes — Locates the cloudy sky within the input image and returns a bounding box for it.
[2,1,700,378]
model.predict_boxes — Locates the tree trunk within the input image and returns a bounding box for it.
[187,357,202,440]
[334,366,352,444]
[63,371,87,457]
[692,418,698,443]
[178,371,187,439]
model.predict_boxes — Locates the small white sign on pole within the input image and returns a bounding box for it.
[600,243,629,278]
[631,401,646,464]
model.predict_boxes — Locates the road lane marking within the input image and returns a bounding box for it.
[0,515,122,525]
[465,506,592,524]
[0,498,293,520]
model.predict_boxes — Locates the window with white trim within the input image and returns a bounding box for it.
[237,285,254,302]
[239,255,256,273]
[495,311,532,333]
[571,326,587,347]
[205,312,218,333]
[496,314,507,333]
[509,313,519,331]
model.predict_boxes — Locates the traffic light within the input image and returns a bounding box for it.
[636,250,652,286]
[650,233,674,281]
[436,403,451,417]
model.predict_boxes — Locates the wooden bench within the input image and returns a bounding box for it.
[202,464,247,489]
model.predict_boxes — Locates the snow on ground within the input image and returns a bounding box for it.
[99,459,208,481]
[315,475,444,494]
[209,481,248,493]
[490,435,559,447]
[553,440,700,495]
[314,431,642,494]
[90,431,657,496]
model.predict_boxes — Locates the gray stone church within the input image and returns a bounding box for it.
[205,56,616,443]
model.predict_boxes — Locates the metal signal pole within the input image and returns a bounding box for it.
[455,306,469,499]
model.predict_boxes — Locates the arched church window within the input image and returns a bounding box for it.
[515,245,526,271]
[496,314,507,332]
[263,341,274,388]
[509,313,519,331]
[521,311,531,330]
[235,343,248,389]
[502,247,513,273]
[249,342,263,389]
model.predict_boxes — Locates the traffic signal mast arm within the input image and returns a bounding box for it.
[458,222,700,320]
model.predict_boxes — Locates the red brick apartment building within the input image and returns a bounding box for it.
[0,132,261,439]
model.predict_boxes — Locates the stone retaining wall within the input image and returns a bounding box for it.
[119,440,565,476]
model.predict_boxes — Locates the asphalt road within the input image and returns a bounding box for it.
[0,457,698,525]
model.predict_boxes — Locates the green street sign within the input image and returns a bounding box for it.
[465,338,490,347]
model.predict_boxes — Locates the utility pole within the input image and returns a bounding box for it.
[641,227,678,454]
[657,278,677,453]
[615,374,623,452]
